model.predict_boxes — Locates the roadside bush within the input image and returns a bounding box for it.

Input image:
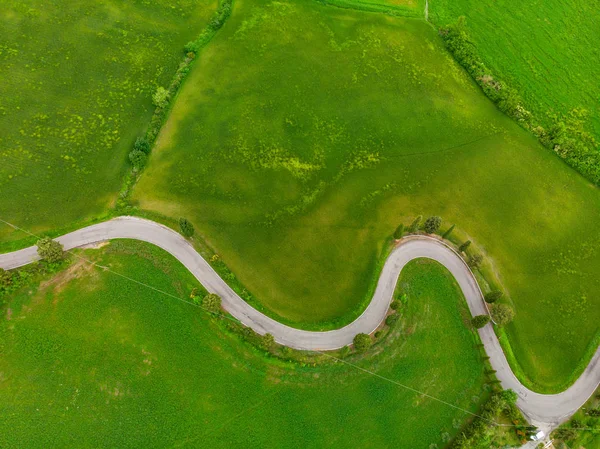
[393,224,405,239]
[179,218,195,237]
[408,215,422,233]
[36,237,64,263]
[471,315,490,329]
[491,304,514,326]
[459,240,471,252]
[129,150,147,169]
[134,137,151,154]
[442,224,455,239]
[468,254,483,269]
[0,268,12,290]
[261,333,275,350]
[423,216,442,234]
[353,333,372,352]
[386,313,399,326]
[484,290,503,304]
[202,293,221,313]
[389,300,401,310]
[152,86,169,108]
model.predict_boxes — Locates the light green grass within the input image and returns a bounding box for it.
[0,241,490,448]
[132,0,600,391]
[429,0,600,140]
[0,0,216,242]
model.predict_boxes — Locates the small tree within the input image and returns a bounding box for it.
[0,268,12,289]
[484,290,503,304]
[129,150,147,169]
[36,237,64,263]
[471,315,490,329]
[134,137,151,154]
[442,224,455,239]
[179,218,195,238]
[491,304,514,326]
[468,254,483,269]
[423,216,442,234]
[152,86,169,108]
[353,333,372,352]
[408,215,422,233]
[261,333,275,350]
[386,313,399,326]
[393,224,405,239]
[459,240,471,252]
[389,300,401,310]
[202,293,221,313]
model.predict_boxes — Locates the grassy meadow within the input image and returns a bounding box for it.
[0,0,216,242]
[132,0,600,391]
[429,0,600,140]
[0,240,493,448]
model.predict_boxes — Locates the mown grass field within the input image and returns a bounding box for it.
[0,0,216,242]
[429,0,600,140]
[0,241,491,448]
[132,0,600,391]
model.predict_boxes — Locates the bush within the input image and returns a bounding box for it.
[386,313,399,326]
[408,215,422,233]
[389,300,401,310]
[442,224,455,239]
[353,333,372,352]
[179,218,195,238]
[134,137,151,154]
[129,150,147,169]
[484,290,503,304]
[201,293,221,313]
[491,304,514,326]
[261,333,275,350]
[459,240,471,252]
[393,224,405,239]
[152,86,169,109]
[0,268,12,289]
[423,216,442,234]
[468,254,483,269]
[36,237,64,263]
[471,315,490,329]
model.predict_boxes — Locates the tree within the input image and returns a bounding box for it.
[389,300,401,310]
[152,86,169,108]
[0,268,12,289]
[36,237,64,263]
[423,216,442,234]
[261,333,275,350]
[201,293,221,313]
[353,333,372,352]
[408,215,422,233]
[129,150,147,169]
[393,224,405,239]
[491,304,514,326]
[179,218,195,237]
[442,224,455,239]
[484,290,503,304]
[386,313,399,326]
[471,315,490,329]
[468,254,483,269]
[459,240,471,252]
[554,426,577,441]
[134,137,151,154]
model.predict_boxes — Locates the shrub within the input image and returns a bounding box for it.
[393,224,405,239]
[389,300,401,310]
[353,333,372,352]
[129,150,147,169]
[202,293,221,313]
[468,254,483,269]
[0,268,12,289]
[134,137,151,154]
[442,224,455,239]
[423,216,442,234]
[408,215,422,233]
[152,86,169,108]
[471,315,490,329]
[386,313,399,326]
[36,237,64,263]
[484,290,503,304]
[179,218,195,238]
[459,240,471,252]
[261,333,275,350]
[554,426,577,441]
[491,304,515,326]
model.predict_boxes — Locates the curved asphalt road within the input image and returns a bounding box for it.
[1,216,598,433]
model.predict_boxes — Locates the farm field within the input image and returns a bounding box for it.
[0,0,216,242]
[429,0,600,140]
[0,241,493,448]
[132,0,600,392]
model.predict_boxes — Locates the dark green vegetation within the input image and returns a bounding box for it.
[132,0,600,391]
[0,0,217,241]
[0,242,496,448]
[552,390,600,448]
[430,1,600,184]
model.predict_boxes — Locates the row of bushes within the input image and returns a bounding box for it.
[439,18,600,185]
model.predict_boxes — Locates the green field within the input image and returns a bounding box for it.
[429,0,600,140]
[0,240,496,448]
[0,0,216,241]
[131,0,600,392]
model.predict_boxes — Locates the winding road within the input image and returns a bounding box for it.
[1,216,599,434]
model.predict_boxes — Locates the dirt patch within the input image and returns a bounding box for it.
[5,308,12,321]
[38,259,98,300]
[78,241,110,250]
